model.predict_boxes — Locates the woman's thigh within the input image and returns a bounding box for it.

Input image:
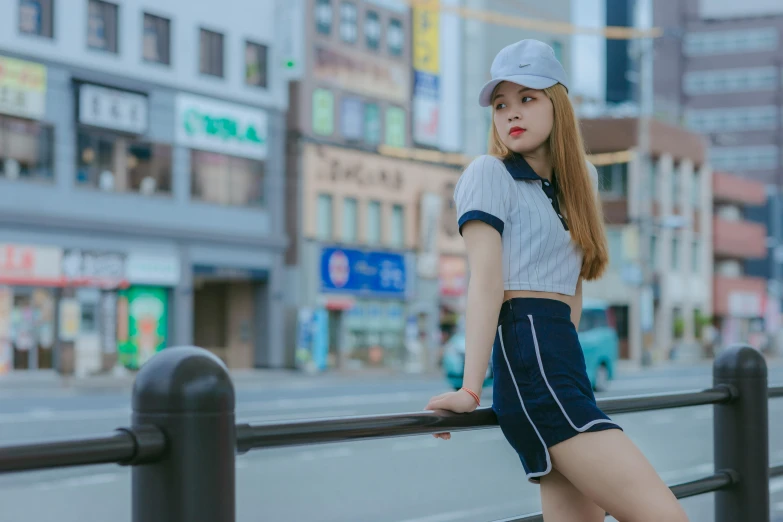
[540,468,605,522]
[548,429,688,522]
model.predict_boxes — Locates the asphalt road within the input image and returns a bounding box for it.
[0,364,782,522]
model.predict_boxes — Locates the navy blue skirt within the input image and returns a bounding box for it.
[491,298,622,484]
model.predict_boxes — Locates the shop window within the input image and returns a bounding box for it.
[191,150,264,207]
[367,200,381,244]
[0,116,54,182]
[87,0,118,54]
[390,204,404,247]
[245,41,268,88]
[317,194,333,240]
[19,0,54,38]
[342,197,358,243]
[142,13,170,65]
[199,28,224,77]
[77,129,172,195]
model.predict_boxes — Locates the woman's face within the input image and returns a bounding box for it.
[492,81,554,155]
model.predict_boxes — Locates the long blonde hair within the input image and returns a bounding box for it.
[487,83,609,281]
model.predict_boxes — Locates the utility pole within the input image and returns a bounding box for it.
[634,0,654,366]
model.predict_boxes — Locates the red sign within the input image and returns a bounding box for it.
[0,244,62,285]
[439,256,467,297]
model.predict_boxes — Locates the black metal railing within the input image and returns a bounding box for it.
[0,344,781,522]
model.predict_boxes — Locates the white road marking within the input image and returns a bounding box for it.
[297,447,353,461]
[32,472,120,491]
[392,439,439,451]
[392,501,526,522]
[658,463,714,483]
[0,391,431,424]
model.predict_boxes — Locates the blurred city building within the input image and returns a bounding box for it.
[0,0,288,375]
[710,171,769,351]
[581,117,713,364]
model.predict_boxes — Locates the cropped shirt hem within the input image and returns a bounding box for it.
[503,282,577,297]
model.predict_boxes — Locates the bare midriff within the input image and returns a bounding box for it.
[503,289,576,308]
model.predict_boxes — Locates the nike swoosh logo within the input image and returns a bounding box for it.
[519,63,531,68]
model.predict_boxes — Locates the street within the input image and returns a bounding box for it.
[0,365,782,522]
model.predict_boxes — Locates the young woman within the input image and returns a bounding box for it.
[425,40,688,522]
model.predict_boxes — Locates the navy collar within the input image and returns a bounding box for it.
[503,154,558,189]
[503,154,543,181]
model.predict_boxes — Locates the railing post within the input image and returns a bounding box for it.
[131,346,236,522]
[713,344,769,522]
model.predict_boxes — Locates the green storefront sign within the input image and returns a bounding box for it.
[175,93,269,160]
[118,286,168,370]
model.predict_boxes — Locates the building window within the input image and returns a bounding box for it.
[684,67,778,95]
[87,0,118,53]
[385,107,405,148]
[77,130,172,195]
[364,103,381,145]
[19,0,54,38]
[199,28,224,77]
[341,97,363,141]
[0,116,54,182]
[312,89,335,136]
[597,162,628,198]
[365,10,381,50]
[649,235,657,270]
[391,204,404,247]
[387,18,404,56]
[339,2,358,44]
[245,41,268,88]
[142,13,170,65]
[190,150,264,207]
[691,171,700,208]
[686,106,779,133]
[367,200,381,244]
[607,228,623,267]
[671,238,679,271]
[710,145,779,172]
[551,40,562,62]
[316,0,332,35]
[684,28,778,56]
[342,197,358,243]
[317,194,333,240]
[671,169,680,207]
[692,241,700,273]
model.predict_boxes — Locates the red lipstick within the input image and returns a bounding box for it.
[509,126,525,137]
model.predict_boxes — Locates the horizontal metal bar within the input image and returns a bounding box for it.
[771,463,783,478]
[492,471,736,522]
[236,407,499,452]
[236,387,732,452]
[0,427,166,473]
[599,386,733,415]
[770,386,783,399]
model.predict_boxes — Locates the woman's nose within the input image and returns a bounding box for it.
[508,113,520,122]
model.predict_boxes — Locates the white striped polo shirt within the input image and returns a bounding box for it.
[454,154,598,296]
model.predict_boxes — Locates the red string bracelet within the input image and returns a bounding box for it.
[460,387,481,406]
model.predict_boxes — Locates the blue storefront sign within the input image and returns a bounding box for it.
[320,247,406,297]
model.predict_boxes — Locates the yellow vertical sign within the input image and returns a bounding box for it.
[413,0,440,74]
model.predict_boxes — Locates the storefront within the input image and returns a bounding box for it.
[192,264,269,369]
[175,93,269,208]
[0,241,181,375]
[75,82,173,196]
[305,246,409,371]
[0,55,52,184]
[438,255,467,344]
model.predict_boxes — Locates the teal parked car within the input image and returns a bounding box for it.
[441,299,619,392]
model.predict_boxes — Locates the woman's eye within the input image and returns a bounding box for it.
[495,102,506,110]
[521,96,533,103]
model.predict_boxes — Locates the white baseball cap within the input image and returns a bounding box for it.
[478,39,569,107]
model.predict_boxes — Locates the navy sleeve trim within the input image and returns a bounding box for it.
[458,210,504,236]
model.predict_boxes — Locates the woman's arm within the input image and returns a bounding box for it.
[460,221,506,401]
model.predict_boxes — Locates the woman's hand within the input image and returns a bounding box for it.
[425,389,480,440]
